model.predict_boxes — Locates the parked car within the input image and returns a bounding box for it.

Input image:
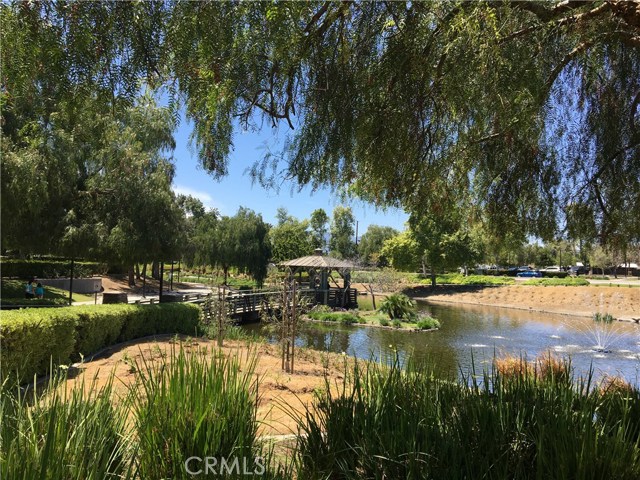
[569,265,589,276]
[541,266,561,272]
[516,270,543,278]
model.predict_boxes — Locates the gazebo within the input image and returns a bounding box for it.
[279,249,358,308]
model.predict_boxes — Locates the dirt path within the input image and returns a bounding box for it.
[409,285,640,321]
[64,336,347,436]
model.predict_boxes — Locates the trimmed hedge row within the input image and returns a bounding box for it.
[1,303,201,382]
[0,259,107,279]
[0,298,69,308]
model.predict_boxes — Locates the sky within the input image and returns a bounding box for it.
[170,115,409,236]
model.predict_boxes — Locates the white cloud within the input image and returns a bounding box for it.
[172,185,225,213]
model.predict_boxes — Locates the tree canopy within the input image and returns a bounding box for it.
[329,206,356,259]
[269,210,313,263]
[358,225,398,266]
[2,1,639,249]
[209,208,271,286]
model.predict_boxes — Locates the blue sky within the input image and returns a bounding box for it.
[170,115,409,235]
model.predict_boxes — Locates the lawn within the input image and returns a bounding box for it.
[1,279,95,304]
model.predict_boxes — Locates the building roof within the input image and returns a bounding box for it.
[279,253,355,270]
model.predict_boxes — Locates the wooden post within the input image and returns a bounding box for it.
[291,280,296,373]
[159,261,164,302]
[68,258,75,305]
[217,286,226,348]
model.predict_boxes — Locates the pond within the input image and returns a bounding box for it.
[244,302,640,384]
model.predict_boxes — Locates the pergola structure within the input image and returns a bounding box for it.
[279,249,358,308]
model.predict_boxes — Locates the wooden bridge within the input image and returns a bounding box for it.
[135,287,359,323]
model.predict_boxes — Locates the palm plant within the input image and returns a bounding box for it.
[378,293,416,319]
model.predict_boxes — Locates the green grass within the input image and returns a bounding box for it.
[306,309,440,331]
[432,273,515,285]
[355,294,375,311]
[204,324,266,343]
[1,279,95,304]
[173,273,259,290]
[522,277,590,286]
[307,311,361,325]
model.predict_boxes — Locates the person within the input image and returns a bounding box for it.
[35,282,44,299]
[24,280,35,299]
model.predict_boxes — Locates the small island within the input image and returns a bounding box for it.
[303,293,441,332]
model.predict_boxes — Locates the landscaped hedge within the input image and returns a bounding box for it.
[541,271,569,278]
[0,298,69,308]
[522,277,590,286]
[0,259,107,279]
[0,303,201,382]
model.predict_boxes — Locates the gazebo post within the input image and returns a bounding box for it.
[322,269,329,306]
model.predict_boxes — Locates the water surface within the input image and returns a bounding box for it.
[245,302,640,384]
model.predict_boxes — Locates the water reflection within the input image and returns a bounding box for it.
[244,302,640,385]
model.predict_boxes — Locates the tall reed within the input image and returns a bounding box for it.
[296,356,640,479]
[1,373,133,480]
[132,344,265,479]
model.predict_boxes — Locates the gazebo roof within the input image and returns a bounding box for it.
[279,251,354,270]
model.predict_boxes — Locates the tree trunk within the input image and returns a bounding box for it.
[135,263,141,280]
[141,263,147,297]
[152,260,159,280]
[128,266,136,286]
[431,270,436,288]
[223,266,229,285]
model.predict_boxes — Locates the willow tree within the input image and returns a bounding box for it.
[2,1,639,247]
[210,208,271,287]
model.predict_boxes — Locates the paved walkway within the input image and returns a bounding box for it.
[586,278,640,287]
[73,282,212,306]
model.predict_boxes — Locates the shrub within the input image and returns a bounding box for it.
[494,356,533,380]
[522,277,589,286]
[392,319,402,328]
[593,312,616,324]
[416,316,440,330]
[0,259,107,279]
[535,353,571,384]
[378,294,416,319]
[541,271,569,278]
[1,303,201,381]
[379,318,390,327]
[309,304,332,314]
[0,298,69,307]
